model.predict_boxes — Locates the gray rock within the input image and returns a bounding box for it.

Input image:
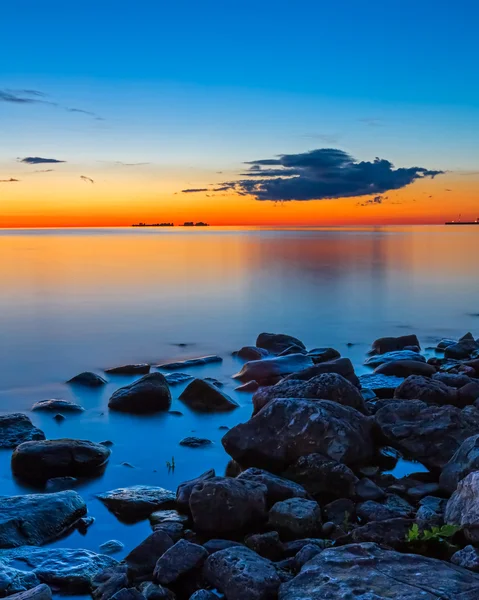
[233,354,314,385]
[433,372,473,388]
[356,500,403,522]
[97,486,176,522]
[164,373,194,385]
[359,373,404,397]
[370,334,420,355]
[323,498,355,526]
[365,350,425,368]
[153,522,184,542]
[445,334,479,360]
[294,544,322,569]
[179,437,212,448]
[451,545,479,572]
[342,518,413,548]
[0,413,45,449]
[0,490,86,548]
[153,539,208,585]
[12,438,111,482]
[91,565,128,600]
[202,539,243,554]
[6,584,52,600]
[204,546,281,600]
[111,589,144,600]
[441,434,479,493]
[374,359,436,378]
[0,563,40,597]
[125,530,174,579]
[237,468,311,506]
[223,399,374,472]
[269,498,322,540]
[32,399,84,412]
[105,364,150,375]
[279,541,479,599]
[179,379,238,412]
[99,540,124,555]
[245,531,284,561]
[416,496,446,529]
[283,358,359,387]
[149,510,189,527]
[446,471,479,541]
[256,333,306,354]
[394,375,457,405]
[176,469,216,511]
[235,380,259,392]
[139,581,176,600]
[282,539,329,557]
[235,346,269,360]
[157,356,222,370]
[108,373,171,413]
[67,372,106,387]
[355,477,386,501]
[306,347,341,363]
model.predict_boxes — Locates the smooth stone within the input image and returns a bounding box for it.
[108,373,171,413]
[176,469,216,511]
[32,399,84,412]
[433,372,473,388]
[235,380,259,392]
[164,373,194,385]
[407,482,440,500]
[0,413,45,448]
[356,500,404,522]
[375,360,436,377]
[45,476,78,492]
[256,333,306,354]
[179,379,238,412]
[99,540,124,555]
[245,531,284,561]
[105,364,150,375]
[451,545,479,572]
[306,347,341,363]
[441,434,479,493]
[12,439,111,482]
[232,354,314,385]
[359,373,404,398]
[237,468,311,506]
[0,490,86,548]
[97,486,176,522]
[370,334,420,355]
[6,585,52,600]
[179,437,212,448]
[283,357,359,387]
[436,338,458,350]
[67,372,107,387]
[234,346,269,361]
[124,531,174,579]
[278,344,307,356]
[394,375,457,405]
[157,356,223,370]
[445,335,479,360]
[153,539,208,585]
[268,498,322,539]
[365,350,425,368]
[355,477,386,501]
[139,581,176,600]
[446,471,479,541]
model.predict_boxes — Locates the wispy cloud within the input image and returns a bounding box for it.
[1,89,103,120]
[0,178,19,183]
[33,169,54,173]
[80,175,95,184]
[19,156,66,165]
[181,188,208,193]
[359,118,383,127]
[114,161,150,166]
[357,195,386,207]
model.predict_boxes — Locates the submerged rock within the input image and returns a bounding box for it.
[32,399,84,412]
[0,490,86,548]
[359,373,404,398]
[99,540,124,555]
[157,356,222,370]
[256,332,306,354]
[179,437,212,448]
[108,373,171,413]
[0,413,45,448]
[370,334,420,355]
[67,372,107,387]
[97,486,176,522]
[233,354,314,385]
[440,434,479,493]
[179,379,238,412]
[105,364,150,375]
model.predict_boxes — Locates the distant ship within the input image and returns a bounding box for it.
[445,215,479,225]
[132,222,174,227]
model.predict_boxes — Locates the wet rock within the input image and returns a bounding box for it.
[45,476,78,492]
[375,360,436,377]
[149,510,189,527]
[394,375,457,406]
[282,357,359,387]
[189,476,267,534]
[355,477,386,501]
[235,380,259,392]
[176,469,216,511]
[233,354,314,385]
[6,585,52,600]
[269,498,322,540]
[0,490,86,548]
[375,400,479,470]
[445,333,479,359]
[341,517,413,548]
[179,379,238,412]
[245,532,284,561]
[179,437,212,448]
[204,546,281,600]
[91,565,128,600]
[0,413,45,448]
[282,454,358,499]
[12,439,111,483]
[164,373,194,385]
[445,471,479,541]
[125,530,174,579]
[108,373,171,414]
[306,347,341,363]
[365,350,425,368]
[237,468,311,506]
[234,346,269,361]
[77,516,95,533]
[436,338,457,350]
[441,434,479,493]
[416,496,446,529]
[323,498,356,526]
[67,372,107,387]
[153,522,184,543]
[359,373,404,398]
[99,540,124,555]
[370,334,420,355]
[153,539,208,585]
[189,591,216,600]
[279,541,479,599]
[0,563,40,597]
[451,545,479,572]
[105,364,150,375]
[256,333,306,354]
[252,373,366,415]
[433,372,472,388]
[32,399,84,412]
[139,581,176,600]
[223,399,374,472]
[202,539,243,554]
[158,356,222,370]
[97,486,176,522]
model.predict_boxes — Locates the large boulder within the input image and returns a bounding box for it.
[0,414,45,448]
[256,333,306,354]
[153,539,208,585]
[125,531,174,579]
[233,355,314,385]
[252,373,366,415]
[370,334,420,355]
[234,346,269,361]
[282,357,359,387]
[97,486,176,522]
[375,360,436,377]
[0,565,40,597]
[108,373,171,413]
[204,546,281,600]
[176,469,216,511]
[440,434,479,493]
[394,375,457,406]
[237,468,311,506]
[279,542,479,599]
[445,333,479,360]
[0,491,86,548]
[179,379,238,412]
[365,350,425,368]
[268,498,322,539]
[222,399,374,472]
[375,400,479,471]
[12,439,111,483]
[189,476,267,534]
[446,471,479,541]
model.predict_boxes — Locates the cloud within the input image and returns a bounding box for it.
[215,148,444,202]
[0,178,19,183]
[181,188,208,193]
[114,161,150,166]
[67,107,103,120]
[19,156,66,165]
[359,118,383,127]
[80,175,95,184]
[1,89,103,120]
[33,169,54,173]
[357,195,385,207]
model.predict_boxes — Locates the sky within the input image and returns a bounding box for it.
[1,0,478,227]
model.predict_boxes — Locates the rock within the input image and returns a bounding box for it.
[235,380,259,392]
[269,498,322,539]
[256,333,306,354]
[462,381,479,405]
[97,486,176,522]
[67,372,106,387]
[204,546,281,600]
[359,374,404,398]
[355,477,386,501]
[179,437,212,448]
[0,564,40,597]
[306,347,341,363]
[12,439,111,483]
[176,469,216,511]
[324,498,356,526]
[164,373,194,385]
[375,360,436,377]
[279,541,479,599]
[53,414,65,422]
[282,454,358,499]
[153,539,208,585]
[282,539,329,556]
[189,476,267,534]
[370,334,420,355]
[189,591,216,600]
[245,532,284,561]
[252,373,366,415]
[32,399,84,412]
[0,413,45,448]
[111,589,144,600]
[179,379,238,412]
[356,500,404,522]
[407,482,440,500]
[433,372,473,388]
[451,545,479,572]
[108,373,171,413]
[235,346,269,361]
[202,539,243,554]
[153,522,184,542]
[0,547,118,594]
[168,411,183,416]
[237,468,311,506]
[283,357,359,387]
[233,354,314,385]
[149,510,189,527]
[99,540,124,555]
[375,400,479,470]
[441,434,479,493]
[91,565,128,600]
[0,490,86,548]
[445,334,479,359]
[278,344,307,356]
[6,585,52,600]
[384,494,415,517]
[223,399,373,472]
[157,356,222,370]
[342,517,414,548]
[436,338,458,350]
[365,350,425,368]
[45,476,78,492]
[445,471,479,541]
[105,364,150,375]
[394,375,457,406]
[125,530,174,579]
[139,581,176,600]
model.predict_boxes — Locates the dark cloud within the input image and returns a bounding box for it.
[67,107,103,120]
[19,157,66,165]
[212,186,231,192]
[0,178,19,183]
[1,89,103,120]
[357,195,384,207]
[181,188,208,193]
[80,175,95,184]
[216,148,444,202]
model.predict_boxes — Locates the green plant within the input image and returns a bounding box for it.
[406,523,461,543]
[166,456,176,472]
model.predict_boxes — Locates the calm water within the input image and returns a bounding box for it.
[0,225,478,559]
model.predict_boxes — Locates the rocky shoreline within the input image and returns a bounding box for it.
[2,331,479,599]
